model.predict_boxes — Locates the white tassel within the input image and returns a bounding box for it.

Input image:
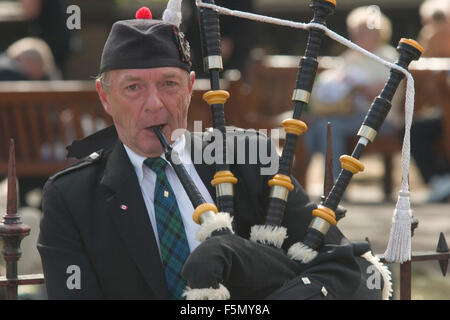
[383,60,415,263]
[162,0,183,28]
[383,191,412,263]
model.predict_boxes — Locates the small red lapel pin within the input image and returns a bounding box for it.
[120,204,128,211]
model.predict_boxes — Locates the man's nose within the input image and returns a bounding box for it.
[144,86,164,113]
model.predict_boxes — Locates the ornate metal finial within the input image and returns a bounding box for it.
[411,217,419,237]
[436,232,449,276]
[0,139,31,299]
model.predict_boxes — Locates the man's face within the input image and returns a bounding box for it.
[97,67,195,158]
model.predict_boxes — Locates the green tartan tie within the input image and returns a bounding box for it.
[144,157,190,300]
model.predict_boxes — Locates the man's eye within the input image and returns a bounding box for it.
[126,84,139,91]
[165,81,177,87]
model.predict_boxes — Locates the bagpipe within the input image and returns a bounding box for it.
[158,0,423,299]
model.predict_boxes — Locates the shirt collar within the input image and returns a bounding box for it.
[123,133,188,183]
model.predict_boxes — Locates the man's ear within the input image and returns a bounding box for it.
[185,71,196,109]
[188,71,195,95]
[96,79,112,116]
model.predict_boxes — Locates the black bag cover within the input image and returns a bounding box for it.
[181,234,383,300]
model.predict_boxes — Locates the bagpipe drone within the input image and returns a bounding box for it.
[157,0,423,300]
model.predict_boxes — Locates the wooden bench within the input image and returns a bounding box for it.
[0,81,112,179]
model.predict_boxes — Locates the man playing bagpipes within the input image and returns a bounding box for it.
[37,0,422,300]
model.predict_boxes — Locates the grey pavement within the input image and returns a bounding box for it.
[338,202,450,254]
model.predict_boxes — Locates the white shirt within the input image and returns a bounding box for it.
[123,134,215,254]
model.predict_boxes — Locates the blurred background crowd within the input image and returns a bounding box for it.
[0,0,443,79]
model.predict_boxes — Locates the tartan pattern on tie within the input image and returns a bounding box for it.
[144,157,190,300]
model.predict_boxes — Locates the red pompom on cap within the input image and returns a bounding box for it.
[135,7,152,19]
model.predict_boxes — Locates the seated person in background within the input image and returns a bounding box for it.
[0,37,61,81]
[304,6,401,179]
[418,0,450,57]
[0,37,62,207]
[410,0,450,202]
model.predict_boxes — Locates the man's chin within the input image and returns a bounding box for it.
[141,144,165,158]
[133,136,165,158]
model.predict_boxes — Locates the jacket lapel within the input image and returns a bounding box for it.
[101,142,169,299]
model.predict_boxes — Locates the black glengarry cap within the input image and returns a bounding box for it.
[99,7,191,73]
